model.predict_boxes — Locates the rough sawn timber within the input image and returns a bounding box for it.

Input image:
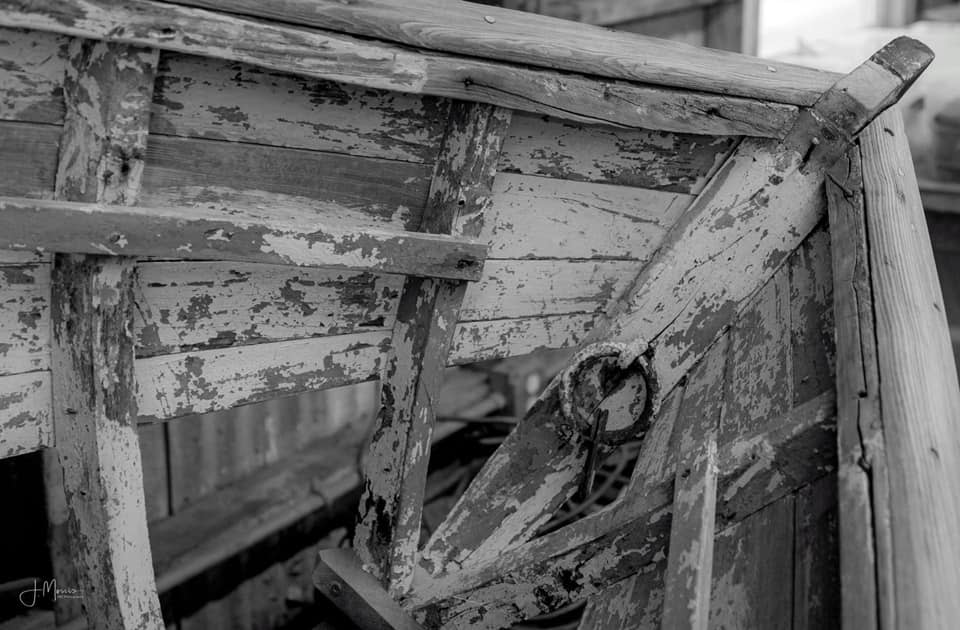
[0,0,801,138]
[353,103,512,597]
[47,39,164,629]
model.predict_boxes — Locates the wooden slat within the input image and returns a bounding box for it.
[160,0,841,105]
[826,149,885,630]
[45,39,164,630]
[354,103,512,596]
[0,0,804,138]
[482,174,692,260]
[134,261,402,357]
[858,110,960,628]
[660,336,727,630]
[135,330,388,422]
[499,113,738,194]
[793,475,840,629]
[0,263,50,376]
[151,52,449,163]
[140,134,433,230]
[0,196,489,281]
[789,224,835,406]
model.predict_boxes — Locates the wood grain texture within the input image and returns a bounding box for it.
[134,262,402,357]
[135,330,389,422]
[0,120,60,197]
[859,110,960,628]
[0,0,803,138]
[709,495,795,629]
[151,52,449,163]
[355,103,511,596]
[161,0,840,105]
[826,149,885,630]
[482,174,692,260]
[0,26,67,123]
[140,134,433,230]
[499,113,737,194]
[0,196,488,281]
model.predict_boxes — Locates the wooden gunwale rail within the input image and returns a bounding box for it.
[0,0,824,139]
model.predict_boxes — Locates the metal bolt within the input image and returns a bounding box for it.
[329,582,343,597]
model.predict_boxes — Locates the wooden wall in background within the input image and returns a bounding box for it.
[498,0,757,53]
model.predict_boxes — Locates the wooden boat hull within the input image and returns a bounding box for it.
[0,2,956,629]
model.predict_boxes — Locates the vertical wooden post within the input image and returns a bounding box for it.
[353,102,512,596]
[46,39,162,629]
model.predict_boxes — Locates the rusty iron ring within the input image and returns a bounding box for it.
[558,342,655,446]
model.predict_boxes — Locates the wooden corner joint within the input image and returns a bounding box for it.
[784,36,934,171]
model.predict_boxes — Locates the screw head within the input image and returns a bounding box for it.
[329,582,343,597]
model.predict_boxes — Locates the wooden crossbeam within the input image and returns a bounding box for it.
[45,39,164,630]
[0,0,805,138]
[0,196,488,281]
[352,102,512,597]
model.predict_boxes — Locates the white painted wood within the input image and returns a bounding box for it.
[0,370,51,458]
[0,264,50,375]
[482,174,691,260]
[448,313,599,364]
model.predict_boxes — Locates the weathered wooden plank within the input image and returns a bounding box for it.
[160,0,840,105]
[660,336,728,630]
[151,52,449,163]
[0,0,803,138]
[51,255,164,630]
[789,224,835,406]
[825,149,884,630]
[0,120,60,197]
[482,174,692,260]
[793,475,840,630]
[578,563,665,630]
[0,196,488,281]
[134,261,402,357]
[0,370,51,457]
[448,313,600,364]
[499,113,738,194]
[709,495,795,629]
[0,27,66,123]
[138,423,169,523]
[355,103,511,596]
[719,264,793,447]
[0,264,49,376]
[141,134,433,230]
[461,260,639,321]
[135,330,389,422]
[45,38,163,630]
[859,110,960,628]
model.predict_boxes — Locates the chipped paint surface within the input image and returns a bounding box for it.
[0,263,50,375]
[0,370,51,457]
[483,173,692,260]
[499,112,737,194]
[0,27,67,124]
[135,330,387,422]
[448,313,599,364]
[0,196,489,281]
[151,52,449,163]
[134,261,401,356]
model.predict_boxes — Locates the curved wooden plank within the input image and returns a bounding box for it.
[0,0,800,138]
[163,0,840,105]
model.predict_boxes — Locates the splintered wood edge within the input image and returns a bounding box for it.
[0,0,804,138]
[0,196,489,281]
